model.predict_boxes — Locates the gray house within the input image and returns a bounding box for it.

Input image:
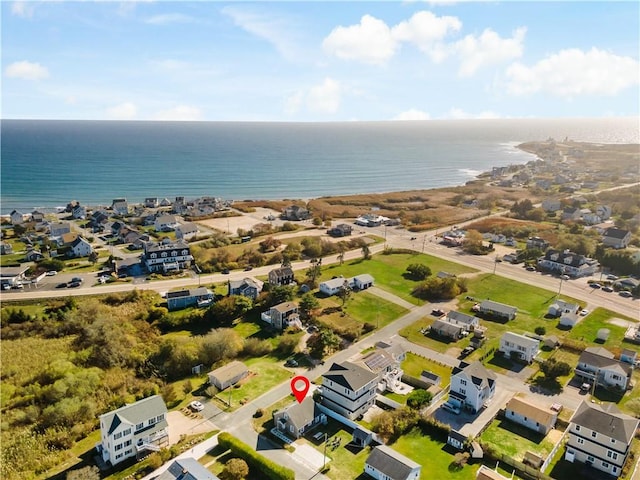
[208,361,249,390]
[228,277,263,300]
[364,445,421,480]
[157,458,219,480]
[478,300,517,321]
[166,287,214,311]
[273,397,327,439]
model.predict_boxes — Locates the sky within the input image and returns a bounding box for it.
[2,1,639,122]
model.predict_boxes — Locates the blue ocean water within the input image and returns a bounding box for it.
[1,118,638,214]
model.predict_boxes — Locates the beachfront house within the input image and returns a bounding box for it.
[537,249,599,278]
[261,301,300,330]
[175,222,199,240]
[364,445,421,480]
[154,215,179,232]
[10,210,24,225]
[565,401,639,477]
[98,395,169,466]
[505,395,558,435]
[602,228,632,249]
[143,241,193,273]
[320,361,378,420]
[70,236,93,258]
[499,332,539,364]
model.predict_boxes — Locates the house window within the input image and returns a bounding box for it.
[148,417,156,425]
[460,379,467,386]
[611,438,616,444]
[116,453,123,460]
[607,451,618,460]
[136,423,144,431]
[161,252,168,258]
[602,461,609,469]
[613,467,618,474]
[125,449,132,455]
[459,388,466,395]
[124,440,132,447]
[156,414,164,422]
[591,431,597,439]
[151,253,157,258]
[123,428,131,436]
[115,443,123,451]
[114,432,123,440]
[171,251,177,256]
[612,374,621,380]
[182,250,189,255]
[577,438,584,445]
[587,455,594,462]
[575,425,581,432]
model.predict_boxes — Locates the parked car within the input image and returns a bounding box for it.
[189,401,204,412]
[525,265,536,271]
[221,269,230,274]
[619,291,633,298]
[442,402,461,415]
[431,309,446,317]
[606,275,619,280]
[560,275,570,280]
[602,286,614,293]
[580,309,589,316]
[580,383,592,393]
[244,266,253,271]
[56,282,68,289]
[45,270,58,276]
[589,283,601,289]
[285,359,299,367]
[459,346,475,358]
[71,277,83,284]
[68,281,81,288]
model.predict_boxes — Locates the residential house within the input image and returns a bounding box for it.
[446,311,480,331]
[620,349,637,365]
[559,312,580,328]
[364,445,421,480]
[144,241,193,273]
[541,199,561,212]
[319,277,348,296]
[374,341,407,363]
[575,347,632,391]
[478,300,517,321]
[448,361,497,413]
[537,249,600,278]
[476,465,511,480]
[175,222,199,240]
[261,301,299,330]
[144,197,159,208]
[10,210,24,225]
[208,361,248,390]
[49,222,72,238]
[596,205,612,220]
[98,395,169,466]
[565,401,639,478]
[268,266,295,286]
[1,242,14,255]
[602,228,631,249]
[166,287,214,311]
[72,204,87,220]
[430,319,464,340]
[30,210,45,223]
[112,198,129,216]
[90,210,109,231]
[273,397,327,440]
[562,207,582,222]
[327,224,353,237]
[548,300,580,317]
[70,236,93,258]
[526,236,550,251]
[26,250,45,262]
[156,458,219,480]
[160,198,172,207]
[155,215,179,232]
[228,277,264,300]
[582,212,602,225]
[320,361,378,420]
[354,214,389,227]
[281,205,311,221]
[120,227,142,245]
[505,395,558,435]
[353,274,374,290]
[357,348,404,393]
[499,332,539,363]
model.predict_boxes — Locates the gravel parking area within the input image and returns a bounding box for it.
[167,410,217,444]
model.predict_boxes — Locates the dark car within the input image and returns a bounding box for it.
[221,268,230,274]
[459,346,475,358]
[589,283,601,289]
[244,266,253,271]
[431,309,446,317]
[56,282,68,288]
[71,277,83,284]
[602,286,614,292]
[68,281,81,288]
[285,359,299,367]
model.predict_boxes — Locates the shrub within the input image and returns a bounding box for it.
[534,326,546,336]
[217,432,295,480]
[406,389,433,409]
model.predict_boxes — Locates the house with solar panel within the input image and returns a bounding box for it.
[98,395,169,466]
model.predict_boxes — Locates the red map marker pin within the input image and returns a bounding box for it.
[290,376,310,403]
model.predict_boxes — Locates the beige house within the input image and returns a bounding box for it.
[208,361,248,390]
[565,401,639,477]
[505,395,558,435]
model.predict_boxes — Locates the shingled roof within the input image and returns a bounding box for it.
[453,361,497,390]
[366,445,420,480]
[323,361,377,391]
[100,395,167,435]
[570,401,639,444]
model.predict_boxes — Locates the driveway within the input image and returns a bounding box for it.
[167,410,217,445]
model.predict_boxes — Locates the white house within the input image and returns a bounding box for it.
[565,401,639,478]
[49,222,72,238]
[353,274,374,290]
[537,249,599,278]
[10,210,24,225]
[364,445,421,480]
[499,332,539,364]
[548,300,580,317]
[478,300,517,321]
[208,361,249,390]
[448,361,496,413]
[319,277,347,296]
[446,311,480,330]
[144,241,193,273]
[320,361,378,420]
[575,347,632,391]
[261,301,299,330]
[505,395,558,435]
[175,222,199,240]
[273,397,327,440]
[602,228,632,249]
[70,236,93,258]
[155,215,179,232]
[98,395,169,466]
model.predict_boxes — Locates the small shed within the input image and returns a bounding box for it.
[447,430,467,450]
[621,349,638,365]
[352,426,374,448]
[596,328,610,342]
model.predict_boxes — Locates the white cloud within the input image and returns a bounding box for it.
[221,6,301,61]
[5,61,49,80]
[455,27,526,77]
[153,105,202,121]
[285,78,342,115]
[11,1,35,18]
[323,15,397,66]
[506,47,640,97]
[106,102,137,120]
[145,13,195,25]
[391,11,461,62]
[446,108,501,119]
[393,109,431,120]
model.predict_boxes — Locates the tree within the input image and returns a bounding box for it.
[361,244,371,260]
[312,217,323,226]
[534,326,546,336]
[337,242,346,265]
[539,358,572,380]
[299,293,320,320]
[88,250,98,264]
[337,279,352,307]
[406,389,433,409]
[259,236,281,253]
[266,285,296,306]
[307,329,340,358]
[306,258,322,286]
[405,263,431,280]
[222,458,249,480]
[462,229,485,254]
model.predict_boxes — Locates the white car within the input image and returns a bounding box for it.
[580,309,589,316]
[189,400,204,412]
[46,270,58,276]
[442,402,461,415]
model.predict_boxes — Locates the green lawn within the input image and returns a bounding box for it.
[480,418,555,462]
[401,352,453,386]
[398,317,465,354]
[321,252,477,306]
[564,308,639,354]
[391,428,479,480]
[214,357,291,411]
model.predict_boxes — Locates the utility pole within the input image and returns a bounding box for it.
[422,235,427,254]
[323,433,328,470]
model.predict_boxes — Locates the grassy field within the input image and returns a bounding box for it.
[564,308,639,354]
[399,317,466,354]
[213,357,291,411]
[401,352,453,386]
[1,336,74,387]
[321,252,477,306]
[480,418,555,462]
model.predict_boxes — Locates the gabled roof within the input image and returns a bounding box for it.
[71,236,90,248]
[275,397,322,431]
[208,361,248,384]
[603,227,630,239]
[271,301,297,313]
[166,287,211,299]
[99,395,167,435]
[323,361,378,392]
[570,401,639,444]
[501,332,539,349]
[269,266,293,278]
[320,277,346,290]
[431,319,463,335]
[353,273,374,284]
[578,347,631,375]
[453,361,497,390]
[479,300,517,316]
[506,395,556,426]
[447,311,478,325]
[360,350,395,373]
[366,445,420,480]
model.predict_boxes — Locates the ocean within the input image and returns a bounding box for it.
[1,117,638,214]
